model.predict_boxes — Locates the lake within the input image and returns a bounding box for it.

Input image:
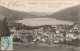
[16,18,73,26]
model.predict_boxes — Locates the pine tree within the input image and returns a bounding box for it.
[0,15,10,38]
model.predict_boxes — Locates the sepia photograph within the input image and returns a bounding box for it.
[0,0,80,51]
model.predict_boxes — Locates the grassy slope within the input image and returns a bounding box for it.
[12,44,75,51]
[0,44,74,51]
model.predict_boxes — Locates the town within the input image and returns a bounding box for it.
[10,22,80,47]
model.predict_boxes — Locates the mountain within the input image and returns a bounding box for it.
[0,4,80,22]
[0,6,38,21]
[47,5,80,22]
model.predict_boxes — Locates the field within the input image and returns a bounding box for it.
[0,44,77,51]
[0,41,80,51]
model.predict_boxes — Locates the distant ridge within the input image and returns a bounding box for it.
[0,6,38,21]
[47,5,80,22]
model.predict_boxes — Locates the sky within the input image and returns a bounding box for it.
[0,0,80,13]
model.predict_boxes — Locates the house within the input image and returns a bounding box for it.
[66,33,78,40]
[77,34,80,39]
[10,27,18,34]
[56,33,63,37]
[73,22,80,32]
[55,30,60,34]
[66,33,74,38]
[53,37,61,43]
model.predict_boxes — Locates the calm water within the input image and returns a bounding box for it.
[16,18,73,26]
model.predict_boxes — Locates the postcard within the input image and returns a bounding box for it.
[0,0,80,51]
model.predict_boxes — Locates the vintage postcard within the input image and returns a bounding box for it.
[0,0,80,51]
